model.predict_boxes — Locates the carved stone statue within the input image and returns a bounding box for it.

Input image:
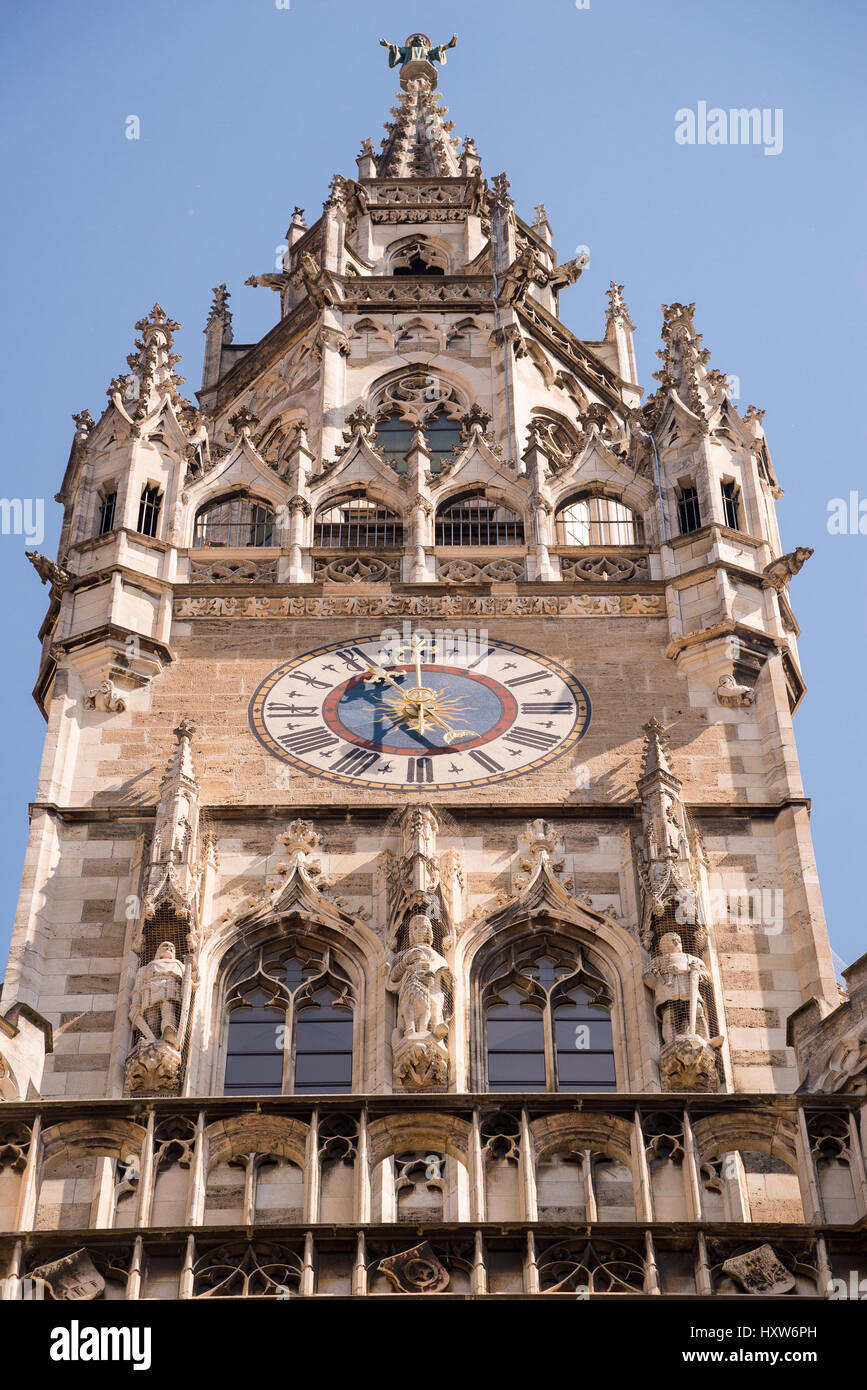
[387,914,451,1090]
[716,674,756,708]
[644,932,723,1092]
[129,941,185,1047]
[84,678,127,713]
[644,932,714,1044]
[124,941,194,1095]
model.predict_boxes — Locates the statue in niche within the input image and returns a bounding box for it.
[644,931,723,1093]
[129,941,186,1048]
[644,931,719,1045]
[124,940,195,1095]
[387,914,451,1090]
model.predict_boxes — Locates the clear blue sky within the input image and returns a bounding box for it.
[0,0,864,973]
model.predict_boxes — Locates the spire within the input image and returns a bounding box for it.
[202,285,233,393]
[604,281,638,384]
[638,716,678,787]
[377,82,462,178]
[650,301,719,426]
[144,717,201,917]
[204,284,233,345]
[109,303,188,425]
[376,31,463,177]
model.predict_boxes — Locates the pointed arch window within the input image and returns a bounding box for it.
[390,239,447,276]
[313,495,402,548]
[223,941,355,1096]
[482,937,615,1092]
[554,493,638,547]
[435,491,524,546]
[374,406,461,475]
[137,485,163,539]
[193,493,275,548]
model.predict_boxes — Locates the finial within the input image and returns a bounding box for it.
[605,281,635,331]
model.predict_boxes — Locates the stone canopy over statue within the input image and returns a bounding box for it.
[380,33,457,89]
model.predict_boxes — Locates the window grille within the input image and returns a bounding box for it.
[194,495,275,548]
[137,485,162,538]
[435,493,524,546]
[721,481,740,530]
[677,486,702,534]
[554,494,637,546]
[314,497,402,548]
[98,491,117,535]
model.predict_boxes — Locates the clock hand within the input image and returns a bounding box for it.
[419,705,475,742]
[362,659,407,696]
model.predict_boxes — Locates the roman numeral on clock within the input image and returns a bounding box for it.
[334,648,369,672]
[520,702,572,714]
[287,670,331,689]
[503,671,555,688]
[331,747,381,775]
[407,757,434,783]
[278,728,339,754]
[266,704,318,716]
[505,726,559,749]
[469,749,503,774]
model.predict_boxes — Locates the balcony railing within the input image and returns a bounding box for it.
[0,1094,863,1299]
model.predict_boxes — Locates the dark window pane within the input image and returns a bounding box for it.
[557,1051,617,1087]
[294,1053,353,1089]
[224,1053,283,1087]
[554,1019,614,1053]
[487,1052,547,1084]
[487,1018,546,1052]
[489,1080,547,1093]
[226,1019,284,1053]
[295,1018,354,1052]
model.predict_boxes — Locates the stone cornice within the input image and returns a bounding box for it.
[28,797,814,825]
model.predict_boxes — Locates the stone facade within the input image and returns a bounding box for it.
[1,36,864,1301]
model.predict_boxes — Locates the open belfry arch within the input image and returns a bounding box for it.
[1,33,864,1302]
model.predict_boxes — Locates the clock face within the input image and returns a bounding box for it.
[249,634,591,791]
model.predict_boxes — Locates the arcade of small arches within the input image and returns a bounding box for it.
[189,488,643,554]
[2,1096,861,1246]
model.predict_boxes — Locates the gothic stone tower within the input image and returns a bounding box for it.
[1,34,865,1303]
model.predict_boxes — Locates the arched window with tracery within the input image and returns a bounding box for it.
[223,940,355,1096]
[480,936,615,1092]
[372,373,463,474]
[194,493,275,548]
[435,491,524,546]
[554,493,639,547]
[313,495,402,548]
[389,238,447,276]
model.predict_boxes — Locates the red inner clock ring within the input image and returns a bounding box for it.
[321,665,519,756]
